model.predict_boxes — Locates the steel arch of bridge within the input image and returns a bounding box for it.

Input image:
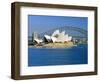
[39,26,87,39]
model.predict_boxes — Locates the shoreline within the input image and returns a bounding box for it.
[28,42,74,48]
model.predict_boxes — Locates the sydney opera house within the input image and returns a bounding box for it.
[33,29,72,44]
[44,30,72,43]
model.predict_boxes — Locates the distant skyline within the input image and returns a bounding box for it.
[28,15,88,36]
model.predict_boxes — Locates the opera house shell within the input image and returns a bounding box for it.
[44,30,72,43]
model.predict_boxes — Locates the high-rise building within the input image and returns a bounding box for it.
[32,32,38,42]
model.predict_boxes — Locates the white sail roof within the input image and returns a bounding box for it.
[60,31,65,36]
[51,36,57,43]
[34,38,43,44]
[52,30,60,37]
[44,35,51,40]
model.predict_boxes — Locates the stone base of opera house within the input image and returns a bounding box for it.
[29,42,74,48]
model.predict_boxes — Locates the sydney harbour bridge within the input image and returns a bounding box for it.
[39,26,87,39]
[28,26,87,44]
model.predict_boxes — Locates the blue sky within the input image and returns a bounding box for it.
[28,15,88,36]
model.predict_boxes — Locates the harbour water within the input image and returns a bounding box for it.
[28,44,88,66]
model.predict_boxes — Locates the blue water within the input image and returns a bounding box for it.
[28,44,88,66]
